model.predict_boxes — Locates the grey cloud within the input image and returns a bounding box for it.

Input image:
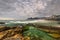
[0,0,16,12]
[0,0,60,20]
[2,0,17,3]
[45,0,60,16]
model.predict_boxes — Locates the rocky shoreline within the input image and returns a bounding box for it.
[0,25,60,40]
[0,26,24,40]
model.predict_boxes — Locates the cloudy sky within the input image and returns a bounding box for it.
[0,0,60,20]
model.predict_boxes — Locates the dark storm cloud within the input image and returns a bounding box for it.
[0,0,60,20]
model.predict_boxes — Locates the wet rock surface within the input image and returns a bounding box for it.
[0,26,60,40]
[0,26,23,40]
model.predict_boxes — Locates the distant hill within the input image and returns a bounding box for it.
[27,15,60,21]
[27,17,46,20]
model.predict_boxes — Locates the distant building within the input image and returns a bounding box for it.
[46,15,60,21]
